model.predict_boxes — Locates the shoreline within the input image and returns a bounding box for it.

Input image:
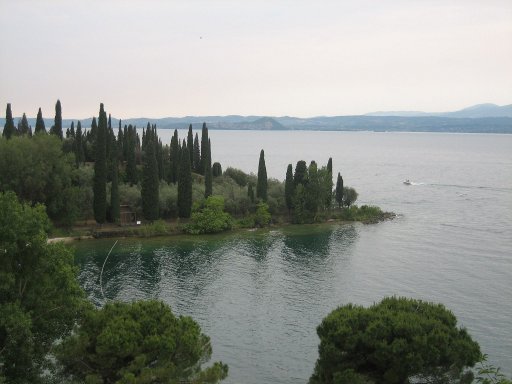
[48,211,396,244]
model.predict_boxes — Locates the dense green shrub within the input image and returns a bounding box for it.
[185,195,233,234]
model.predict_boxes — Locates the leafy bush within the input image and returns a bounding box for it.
[254,202,272,227]
[185,196,233,234]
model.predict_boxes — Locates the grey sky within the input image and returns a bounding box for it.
[1,0,511,119]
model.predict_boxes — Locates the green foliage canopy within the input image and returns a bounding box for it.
[0,192,85,383]
[185,195,233,234]
[55,300,228,384]
[310,297,481,384]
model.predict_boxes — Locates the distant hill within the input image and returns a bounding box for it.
[1,103,511,134]
[366,103,512,118]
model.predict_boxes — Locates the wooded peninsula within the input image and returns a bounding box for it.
[1,100,391,237]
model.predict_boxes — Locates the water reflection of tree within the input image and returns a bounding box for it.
[282,225,358,268]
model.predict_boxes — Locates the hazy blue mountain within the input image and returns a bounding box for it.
[441,103,512,118]
[2,103,511,134]
[366,103,512,118]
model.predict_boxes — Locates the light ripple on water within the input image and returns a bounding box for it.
[75,132,512,382]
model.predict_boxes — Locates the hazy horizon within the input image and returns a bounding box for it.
[1,1,511,119]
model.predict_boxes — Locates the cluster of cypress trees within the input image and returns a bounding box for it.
[2,101,63,139]
[284,157,337,223]
[4,101,351,226]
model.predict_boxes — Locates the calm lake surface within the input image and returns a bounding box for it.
[75,130,512,382]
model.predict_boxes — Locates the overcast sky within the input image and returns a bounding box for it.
[1,0,511,119]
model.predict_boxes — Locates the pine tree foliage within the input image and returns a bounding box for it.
[93,103,108,224]
[34,107,46,134]
[256,149,268,201]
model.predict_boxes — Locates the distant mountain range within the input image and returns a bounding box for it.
[365,103,512,118]
[2,103,511,134]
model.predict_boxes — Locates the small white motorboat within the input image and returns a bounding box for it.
[403,179,412,185]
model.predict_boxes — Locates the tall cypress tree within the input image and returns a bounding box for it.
[327,157,332,174]
[187,124,193,165]
[3,103,16,139]
[93,103,108,224]
[193,132,200,173]
[35,107,46,134]
[50,99,63,139]
[285,163,294,213]
[256,149,268,201]
[75,121,85,166]
[19,113,30,135]
[117,120,124,162]
[110,138,120,223]
[141,128,159,221]
[200,123,209,175]
[125,125,138,185]
[204,138,213,198]
[178,142,192,218]
[335,172,344,209]
[169,129,180,184]
[294,160,308,186]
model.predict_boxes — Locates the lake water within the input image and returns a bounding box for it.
[75,130,512,382]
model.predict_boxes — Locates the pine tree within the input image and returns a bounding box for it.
[335,172,344,209]
[204,138,213,198]
[3,103,16,139]
[285,163,294,213]
[35,107,46,134]
[93,103,108,224]
[110,139,120,223]
[193,132,200,173]
[187,124,193,165]
[256,149,268,201]
[50,99,63,139]
[178,141,192,218]
[200,123,209,175]
[141,128,159,221]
